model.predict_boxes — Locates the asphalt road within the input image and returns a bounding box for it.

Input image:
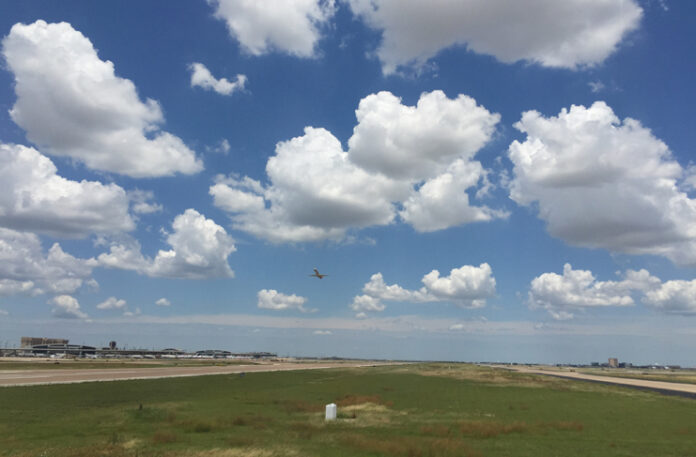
[0,361,386,387]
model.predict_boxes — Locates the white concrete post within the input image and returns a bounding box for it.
[325,403,337,420]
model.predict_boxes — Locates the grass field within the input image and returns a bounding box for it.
[1,363,695,456]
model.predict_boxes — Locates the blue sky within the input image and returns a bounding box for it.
[1,0,695,365]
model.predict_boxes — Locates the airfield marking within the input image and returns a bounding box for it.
[0,361,390,387]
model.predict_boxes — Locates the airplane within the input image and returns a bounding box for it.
[309,268,328,279]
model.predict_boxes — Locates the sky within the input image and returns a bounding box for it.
[1,0,695,365]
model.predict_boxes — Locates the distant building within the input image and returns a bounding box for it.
[30,344,96,356]
[21,337,68,348]
[608,357,619,368]
[195,349,232,358]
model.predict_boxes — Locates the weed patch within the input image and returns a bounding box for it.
[336,393,392,407]
[229,414,270,429]
[128,405,169,422]
[289,421,320,439]
[281,399,322,414]
[547,420,584,432]
[152,430,177,444]
[227,436,256,447]
[459,420,529,438]
[342,434,480,457]
[420,424,453,437]
[192,421,214,433]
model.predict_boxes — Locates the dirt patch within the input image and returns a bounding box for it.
[121,438,141,449]
[333,401,404,427]
[181,447,298,457]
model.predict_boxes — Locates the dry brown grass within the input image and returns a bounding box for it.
[419,424,453,437]
[335,401,403,427]
[459,420,528,438]
[30,445,134,457]
[152,429,178,443]
[549,421,584,432]
[408,364,567,389]
[406,363,650,396]
[336,393,392,407]
[121,438,141,449]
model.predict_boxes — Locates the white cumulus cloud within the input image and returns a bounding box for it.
[156,298,171,307]
[350,263,496,316]
[211,91,504,242]
[207,139,231,155]
[0,228,97,296]
[128,190,162,215]
[189,62,246,95]
[348,91,499,180]
[50,295,88,319]
[209,0,335,57]
[98,209,236,279]
[211,127,407,243]
[349,294,386,316]
[508,101,696,266]
[528,264,661,320]
[2,20,202,177]
[643,280,696,315]
[123,307,142,317]
[0,142,134,238]
[399,159,508,232]
[362,272,431,302]
[422,264,497,308]
[0,279,35,297]
[257,289,313,312]
[96,297,127,310]
[348,0,642,74]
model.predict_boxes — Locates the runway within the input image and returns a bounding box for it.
[0,361,386,387]
[502,365,696,397]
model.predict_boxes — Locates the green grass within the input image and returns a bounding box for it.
[0,363,695,456]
